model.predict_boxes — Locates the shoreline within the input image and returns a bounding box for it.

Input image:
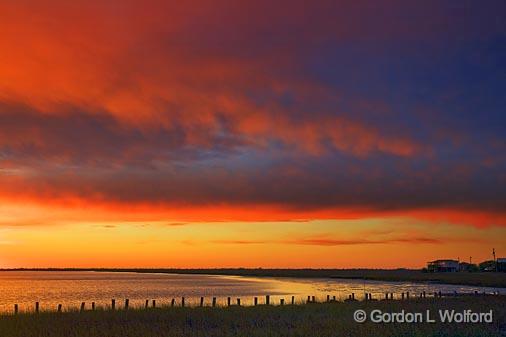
[2,268,506,288]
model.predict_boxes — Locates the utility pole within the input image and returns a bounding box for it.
[493,248,496,272]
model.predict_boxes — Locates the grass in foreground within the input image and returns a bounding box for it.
[0,296,504,337]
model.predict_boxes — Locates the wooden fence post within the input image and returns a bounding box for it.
[280,299,284,305]
[312,296,316,303]
[14,304,18,314]
[254,297,258,306]
[182,297,185,307]
[145,300,149,309]
[200,297,204,307]
[351,293,355,300]
[292,296,295,305]
[111,299,116,310]
[227,297,231,306]
[153,299,156,308]
[80,302,85,311]
[266,295,270,305]
[92,302,95,311]
[171,299,175,307]
[125,299,129,310]
[307,295,311,303]
[35,302,39,313]
[327,295,330,302]
[401,293,405,300]
[212,297,217,307]
[57,304,62,312]
[237,298,241,306]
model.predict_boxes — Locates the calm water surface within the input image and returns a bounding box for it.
[0,271,503,313]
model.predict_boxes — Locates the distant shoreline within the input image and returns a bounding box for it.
[1,268,506,288]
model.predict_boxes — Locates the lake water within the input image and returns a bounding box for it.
[0,271,503,313]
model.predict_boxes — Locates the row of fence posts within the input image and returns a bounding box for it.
[344,290,453,302]
[12,290,497,314]
[12,296,270,313]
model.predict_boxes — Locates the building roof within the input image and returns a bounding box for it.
[428,259,459,263]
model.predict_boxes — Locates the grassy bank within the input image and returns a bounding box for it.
[328,269,506,288]
[4,268,506,288]
[0,297,504,337]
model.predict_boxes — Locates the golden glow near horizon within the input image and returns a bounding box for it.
[0,198,500,268]
[1,214,504,268]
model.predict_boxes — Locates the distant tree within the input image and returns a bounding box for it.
[469,264,479,272]
[479,260,496,272]
[459,262,479,272]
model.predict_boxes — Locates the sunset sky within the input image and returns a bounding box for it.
[0,1,505,268]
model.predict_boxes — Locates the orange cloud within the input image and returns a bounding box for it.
[0,0,428,159]
[0,1,504,234]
